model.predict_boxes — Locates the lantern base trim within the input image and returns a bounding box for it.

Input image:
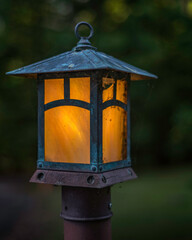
[36,158,132,173]
[30,167,137,188]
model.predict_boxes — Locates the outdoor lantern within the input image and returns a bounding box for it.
[7,22,157,188]
[6,22,157,240]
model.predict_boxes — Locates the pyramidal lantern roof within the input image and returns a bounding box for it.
[6,22,157,80]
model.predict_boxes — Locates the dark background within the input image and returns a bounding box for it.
[0,0,192,239]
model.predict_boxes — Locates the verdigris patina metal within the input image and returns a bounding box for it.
[7,22,157,80]
[6,22,157,187]
[6,21,158,240]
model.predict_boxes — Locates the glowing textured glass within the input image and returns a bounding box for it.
[102,78,114,102]
[44,79,64,104]
[45,106,90,164]
[116,80,127,104]
[103,106,127,163]
[70,77,90,103]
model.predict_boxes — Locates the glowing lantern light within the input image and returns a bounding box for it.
[7,22,157,188]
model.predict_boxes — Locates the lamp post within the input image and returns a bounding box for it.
[6,22,157,240]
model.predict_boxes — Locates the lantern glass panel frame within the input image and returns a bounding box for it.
[37,70,131,173]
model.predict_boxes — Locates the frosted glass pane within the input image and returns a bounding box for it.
[116,80,127,104]
[45,106,90,164]
[103,106,127,163]
[70,77,90,103]
[102,78,114,102]
[44,79,64,104]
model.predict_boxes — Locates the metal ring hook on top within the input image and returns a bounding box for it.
[75,22,94,40]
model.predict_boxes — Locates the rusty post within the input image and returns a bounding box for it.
[61,186,112,240]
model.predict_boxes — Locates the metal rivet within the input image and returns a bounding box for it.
[37,172,44,181]
[87,176,95,184]
[108,203,112,210]
[38,163,43,168]
[65,206,68,211]
[91,166,97,172]
[99,166,103,171]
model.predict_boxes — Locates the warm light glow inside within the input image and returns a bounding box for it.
[70,77,90,103]
[102,78,114,102]
[45,106,90,164]
[44,79,64,104]
[103,106,127,163]
[116,80,127,104]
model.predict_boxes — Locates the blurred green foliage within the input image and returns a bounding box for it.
[0,0,192,172]
[112,167,192,240]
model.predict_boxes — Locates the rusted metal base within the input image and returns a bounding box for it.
[64,219,112,240]
[61,186,112,240]
[61,187,112,221]
[30,167,137,188]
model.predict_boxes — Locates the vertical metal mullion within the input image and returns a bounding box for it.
[37,75,45,168]
[90,73,98,169]
[64,76,70,99]
[127,73,131,164]
[98,72,103,170]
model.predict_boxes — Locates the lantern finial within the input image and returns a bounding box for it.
[74,21,97,51]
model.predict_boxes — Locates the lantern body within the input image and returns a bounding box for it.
[7,22,157,187]
[37,70,131,173]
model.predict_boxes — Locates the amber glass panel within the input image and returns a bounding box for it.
[70,77,90,103]
[103,106,127,163]
[45,106,90,164]
[102,78,115,102]
[44,79,64,104]
[116,80,127,104]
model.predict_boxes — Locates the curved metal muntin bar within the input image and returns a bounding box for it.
[44,99,90,111]
[102,99,127,111]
